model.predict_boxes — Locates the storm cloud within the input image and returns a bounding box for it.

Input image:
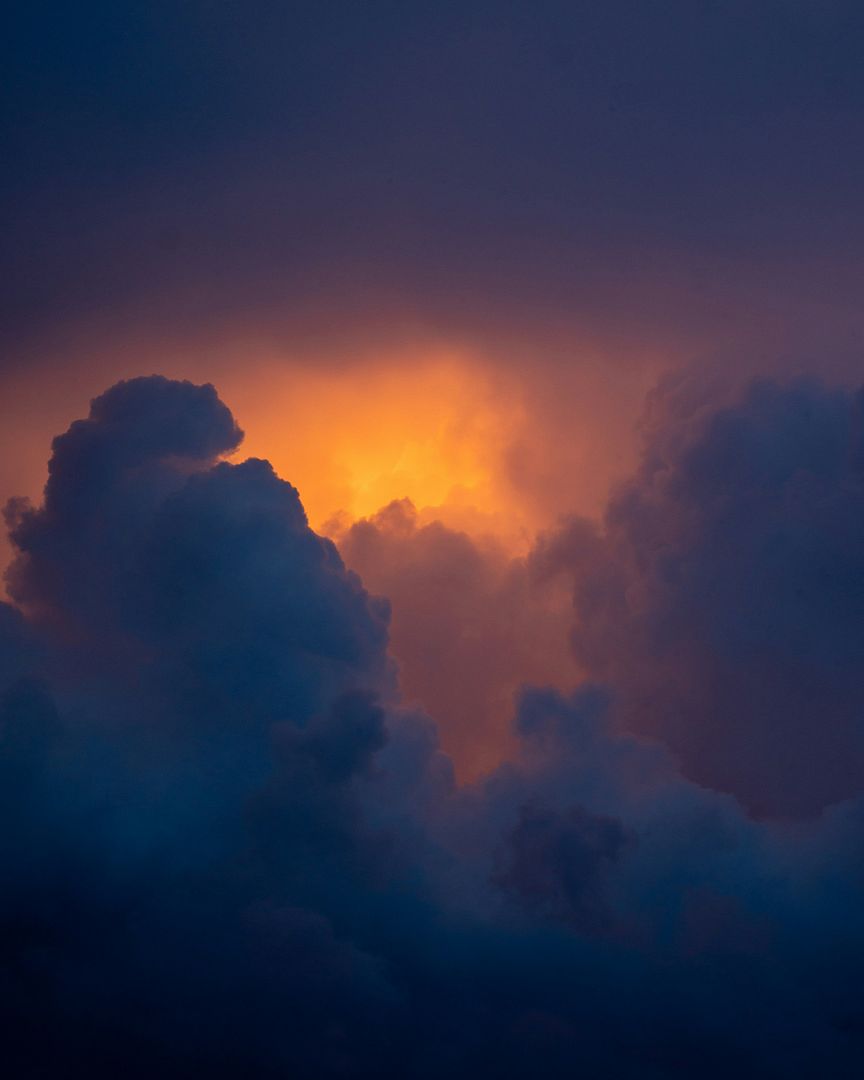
[1,376,864,1078]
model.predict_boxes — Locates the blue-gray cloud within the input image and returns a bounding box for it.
[2,375,864,1078]
[540,376,864,817]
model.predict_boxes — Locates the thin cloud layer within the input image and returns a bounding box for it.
[1,376,864,1077]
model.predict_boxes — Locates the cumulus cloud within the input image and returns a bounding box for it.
[336,498,575,777]
[491,800,630,932]
[419,677,864,1078]
[5,377,242,622]
[0,376,415,1075]
[2,374,864,1078]
[538,375,864,817]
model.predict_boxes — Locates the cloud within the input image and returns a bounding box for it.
[1,374,864,1077]
[422,678,864,1078]
[5,375,242,626]
[539,375,864,817]
[0,376,416,1075]
[336,498,575,777]
[491,800,630,933]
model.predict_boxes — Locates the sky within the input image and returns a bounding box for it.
[3,3,864,1077]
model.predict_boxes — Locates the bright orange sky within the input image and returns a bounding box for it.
[232,350,530,541]
[0,329,662,581]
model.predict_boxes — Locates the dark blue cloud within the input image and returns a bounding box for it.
[2,375,864,1077]
[491,800,630,933]
[541,376,864,817]
[0,376,410,1075]
[5,376,242,625]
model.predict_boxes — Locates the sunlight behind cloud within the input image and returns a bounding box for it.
[235,349,530,543]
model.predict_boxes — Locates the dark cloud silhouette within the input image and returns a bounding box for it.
[5,375,243,627]
[541,376,864,817]
[0,376,411,1076]
[492,800,629,933]
[2,375,864,1078]
[433,681,864,1078]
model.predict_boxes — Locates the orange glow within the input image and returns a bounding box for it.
[0,333,629,778]
[0,327,648,582]
[228,349,533,546]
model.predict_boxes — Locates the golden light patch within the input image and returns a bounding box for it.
[232,350,530,544]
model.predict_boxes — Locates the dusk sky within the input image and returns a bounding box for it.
[4,4,864,1077]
